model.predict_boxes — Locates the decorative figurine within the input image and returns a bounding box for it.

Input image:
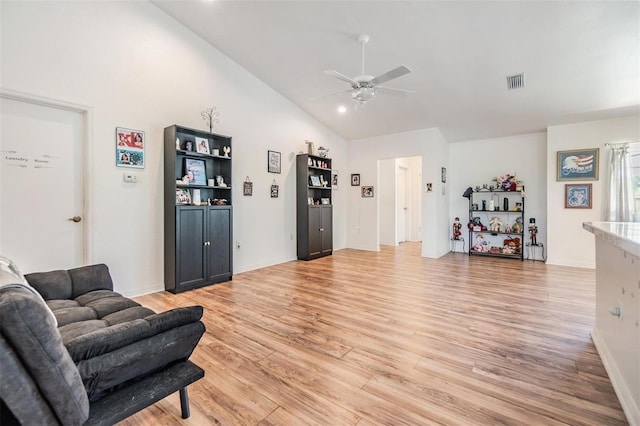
[223,146,231,157]
[317,146,329,158]
[452,217,462,240]
[472,234,489,252]
[512,217,524,234]
[489,216,503,232]
[176,138,180,150]
[529,218,538,245]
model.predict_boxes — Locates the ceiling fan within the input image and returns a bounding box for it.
[322,34,414,107]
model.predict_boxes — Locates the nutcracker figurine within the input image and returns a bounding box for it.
[528,218,538,245]
[452,217,462,240]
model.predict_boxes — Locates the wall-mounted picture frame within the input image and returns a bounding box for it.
[565,183,592,209]
[310,175,321,187]
[351,173,360,186]
[268,150,281,174]
[441,167,447,183]
[332,170,339,190]
[195,136,210,155]
[271,184,279,198]
[557,148,599,181]
[116,127,144,168]
[243,177,253,196]
[184,158,206,186]
[362,186,374,198]
[426,182,433,192]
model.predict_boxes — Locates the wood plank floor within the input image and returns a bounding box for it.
[122,243,628,426]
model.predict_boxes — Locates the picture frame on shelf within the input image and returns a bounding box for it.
[565,183,592,209]
[175,188,191,205]
[557,148,599,181]
[351,173,360,186]
[362,186,374,198]
[268,150,281,174]
[116,127,144,168]
[184,158,206,186]
[310,175,321,187]
[195,137,210,154]
[321,198,330,205]
[308,197,313,205]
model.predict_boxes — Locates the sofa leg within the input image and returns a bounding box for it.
[179,387,190,419]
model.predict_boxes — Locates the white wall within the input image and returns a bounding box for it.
[449,133,547,254]
[0,1,347,296]
[379,159,396,245]
[346,128,449,257]
[546,115,640,267]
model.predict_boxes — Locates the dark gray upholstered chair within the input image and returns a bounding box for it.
[0,260,205,425]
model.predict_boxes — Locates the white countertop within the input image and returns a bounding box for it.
[583,221,640,257]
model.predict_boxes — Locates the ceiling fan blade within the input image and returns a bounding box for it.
[371,65,411,85]
[377,86,416,96]
[324,70,359,88]
[310,89,353,102]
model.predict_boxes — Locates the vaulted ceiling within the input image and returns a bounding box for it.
[151,1,639,142]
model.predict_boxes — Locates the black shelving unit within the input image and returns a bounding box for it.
[164,125,233,293]
[296,154,332,260]
[468,187,525,261]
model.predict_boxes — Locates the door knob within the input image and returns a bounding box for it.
[68,216,82,223]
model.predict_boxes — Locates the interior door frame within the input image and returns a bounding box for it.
[1,88,94,265]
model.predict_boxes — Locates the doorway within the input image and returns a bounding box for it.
[0,92,89,273]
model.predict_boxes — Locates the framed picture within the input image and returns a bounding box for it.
[557,148,599,181]
[175,188,191,205]
[351,173,360,186]
[184,158,206,186]
[321,198,330,205]
[243,178,253,196]
[116,127,144,168]
[441,167,447,183]
[195,137,210,155]
[565,183,592,209]
[362,186,374,198]
[268,150,281,174]
[332,170,339,190]
[271,184,279,198]
[426,182,433,192]
[310,175,321,187]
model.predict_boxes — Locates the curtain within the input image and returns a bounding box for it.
[605,143,634,221]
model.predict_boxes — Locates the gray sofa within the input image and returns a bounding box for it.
[0,260,205,425]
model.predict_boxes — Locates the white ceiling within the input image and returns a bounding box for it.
[151,1,639,142]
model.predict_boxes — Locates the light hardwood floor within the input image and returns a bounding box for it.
[123,243,628,425]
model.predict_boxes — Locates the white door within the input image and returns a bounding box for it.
[0,96,84,273]
[397,167,408,244]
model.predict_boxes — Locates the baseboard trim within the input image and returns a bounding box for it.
[591,328,639,426]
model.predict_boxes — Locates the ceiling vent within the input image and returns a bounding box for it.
[506,73,525,90]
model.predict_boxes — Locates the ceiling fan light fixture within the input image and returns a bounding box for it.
[351,87,377,105]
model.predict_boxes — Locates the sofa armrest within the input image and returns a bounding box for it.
[65,306,203,362]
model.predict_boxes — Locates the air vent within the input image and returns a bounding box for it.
[507,73,525,90]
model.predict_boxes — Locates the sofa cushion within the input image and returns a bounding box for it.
[25,263,114,301]
[0,287,89,424]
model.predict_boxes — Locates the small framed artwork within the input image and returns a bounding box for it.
[332,170,339,190]
[441,167,447,183]
[268,150,281,174]
[310,175,321,187]
[565,183,592,209]
[175,188,191,205]
[184,158,206,186]
[183,140,194,152]
[271,184,279,198]
[426,182,433,192]
[362,186,374,198]
[116,127,144,168]
[195,137,210,154]
[351,173,360,186]
[557,148,599,181]
[243,178,253,196]
[321,198,330,205]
